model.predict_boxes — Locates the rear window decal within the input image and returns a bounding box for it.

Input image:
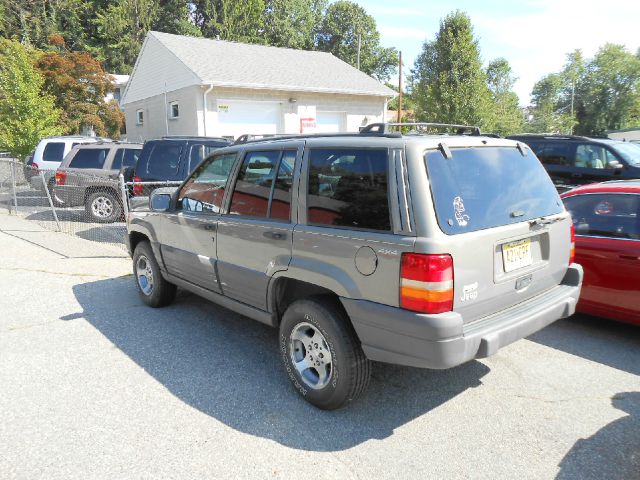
[453,196,470,227]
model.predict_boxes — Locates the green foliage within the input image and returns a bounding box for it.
[527,45,640,135]
[316,1,397,80]
[411,10,492,129]
[575,44,640,135]
[191,0,265,42]
[0,39,61,159]
[263,0,325,50]
[485,58,523,135]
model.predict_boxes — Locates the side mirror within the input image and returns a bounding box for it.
[607,160,623,170]
[149,191,172,212]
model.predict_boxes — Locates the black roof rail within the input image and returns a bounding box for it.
[160,135,231,142]
[361,122,481,136]
[234,133,284,144]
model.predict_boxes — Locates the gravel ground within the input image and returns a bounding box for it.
[0,212,638,480]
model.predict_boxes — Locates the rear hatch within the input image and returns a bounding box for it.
[423,144,571,324]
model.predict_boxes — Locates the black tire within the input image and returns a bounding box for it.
[85,190,122,223]
[133,241,177,308]
[279,297,371,410]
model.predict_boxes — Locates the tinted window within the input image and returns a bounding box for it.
[112,148,141,170]
[69,148,110,169]
[178,153,237,213]
[536,142,573,166]
[307,149,390,231]
[229,151,280,218]
[563,193,639,239]
[146,143,183,178]
[426,147,563,235]
[42,142,65,162]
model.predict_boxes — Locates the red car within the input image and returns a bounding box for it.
[561,180,640,325]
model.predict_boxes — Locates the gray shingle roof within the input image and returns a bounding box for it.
[149,31,395,97]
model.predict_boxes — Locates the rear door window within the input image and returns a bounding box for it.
[68,148,110,169]
[111,148,141,170]
[536,142,573,166]
[307,148,390,231]
[563,193,639,239]
[146,143,183,178]
[425,147,563,235]
[188,144,224,172]
[42,142,65,162]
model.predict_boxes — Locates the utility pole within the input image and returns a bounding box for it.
[570,80,575,135]
[397,51,403,123]
[356,33,361,70]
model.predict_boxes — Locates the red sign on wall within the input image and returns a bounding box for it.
[300,117,317,133]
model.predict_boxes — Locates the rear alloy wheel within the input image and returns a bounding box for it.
[85,190,122,223]
[133,241,176,308]
[279,298,371,410]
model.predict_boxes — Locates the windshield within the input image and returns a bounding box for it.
[611,142,640,167]
[425,147,563,235]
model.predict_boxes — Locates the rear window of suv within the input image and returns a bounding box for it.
[69,148,110,169]
[425,147,563,235]
[42,142,65,162]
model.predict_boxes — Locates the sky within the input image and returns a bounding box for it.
[360,0,640,105]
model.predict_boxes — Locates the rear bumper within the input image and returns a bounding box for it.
[341,264,583,369]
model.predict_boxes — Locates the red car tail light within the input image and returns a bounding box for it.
[55,169,66,186]
[569,223,575,265]
[32,163,40,174]
[133,176,143,196]
[400,253,454,314]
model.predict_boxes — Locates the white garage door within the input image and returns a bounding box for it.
[316,111,345,133]
[216,100,281,139]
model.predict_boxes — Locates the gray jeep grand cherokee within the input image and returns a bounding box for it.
[125,123,583,410]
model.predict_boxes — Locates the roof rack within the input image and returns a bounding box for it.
[234,133,284,144]
[361,122,481,136]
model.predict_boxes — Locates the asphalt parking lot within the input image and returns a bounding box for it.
[1,212,639,480]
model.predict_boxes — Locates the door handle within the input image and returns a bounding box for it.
[263,231,286,240]
[571,173,583,178]
[619,254,639,260]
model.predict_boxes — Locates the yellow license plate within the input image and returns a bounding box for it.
[502,238,533,273]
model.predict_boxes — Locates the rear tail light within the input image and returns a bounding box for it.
[32,163,39,174]
[54,169,66,186]
[400,253,454,314]
[569,223,575,265]
[133,176,143,196]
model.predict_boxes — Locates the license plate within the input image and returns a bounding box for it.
[502,238,533,272]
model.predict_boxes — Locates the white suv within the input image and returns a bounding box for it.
[29,136,107,190]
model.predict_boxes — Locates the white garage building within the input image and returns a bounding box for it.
[121,31,395,141]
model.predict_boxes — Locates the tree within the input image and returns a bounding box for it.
[191,0,265,43]
[0,39,61,159]
[485,58,523,135]
[263,0,324,50]
[526,73,574,133]
[94,0,159,73]
[35,36,124,138]
[411,10,492,128]
[574,44,640,135]
[316,1,397,81]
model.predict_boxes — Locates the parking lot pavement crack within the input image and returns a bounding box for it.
[513,394,614,404]
[0,266,115,279]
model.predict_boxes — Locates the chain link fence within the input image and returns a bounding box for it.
[0,159,181,253]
